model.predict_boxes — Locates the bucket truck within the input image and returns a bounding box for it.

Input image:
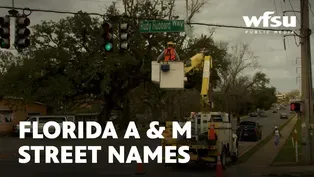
[151,51,239,168]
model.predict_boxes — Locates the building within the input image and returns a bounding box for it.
[276,94,286,101]
[0,97,47,135]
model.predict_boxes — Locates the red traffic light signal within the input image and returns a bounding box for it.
[102,22,112,33]
[103,33,113,40]
[0,16,10,27]
[290,103,295,111]
[290,102,301,112]
[16,17,30,27]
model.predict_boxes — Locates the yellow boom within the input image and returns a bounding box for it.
[184,52,213,112]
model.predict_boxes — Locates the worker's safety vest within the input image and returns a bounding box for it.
[164,47,176,61]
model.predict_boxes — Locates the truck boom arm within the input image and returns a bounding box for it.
[184,52,212,112]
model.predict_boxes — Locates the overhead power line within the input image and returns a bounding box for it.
[288,0,301,24]
[273,0,279,16]
[0,5,295,32]
[187,22,294,32]
[0,5,103,16]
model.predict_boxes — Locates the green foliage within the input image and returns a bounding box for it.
[0,0,226,123]
[0,0,277,124]
[251,86,277,111]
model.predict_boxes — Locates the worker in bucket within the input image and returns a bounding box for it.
[274,126,283,148]
[156,41,180,62]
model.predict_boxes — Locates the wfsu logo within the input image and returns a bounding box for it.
[243,11,297,28]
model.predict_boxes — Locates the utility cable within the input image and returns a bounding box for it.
[187,22,294,32]
[273,0,279,16]
[288,0,301,24]
[280,0,286,13]
[0,5,297,32]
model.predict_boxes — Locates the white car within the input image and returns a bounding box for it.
[13,116,68,135]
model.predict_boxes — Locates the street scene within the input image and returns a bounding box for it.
[0,109,296,176]
[0,0,314,177]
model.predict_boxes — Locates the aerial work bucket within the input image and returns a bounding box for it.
[151,61,184,89]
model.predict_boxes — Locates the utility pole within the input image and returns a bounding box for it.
[185,0,192,38]
[297,76,301,94]
[300,0,313,164]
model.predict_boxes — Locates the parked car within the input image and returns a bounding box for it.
[259,111,267,117]
[280,112,289,119]
[236,121,262,141]
[249,112,258,117]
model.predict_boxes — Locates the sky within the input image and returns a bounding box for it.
[0,0,313,93]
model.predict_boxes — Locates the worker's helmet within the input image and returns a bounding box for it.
[274,126,278,129]
[167,41,175,47]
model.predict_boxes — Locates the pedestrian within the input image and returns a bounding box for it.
[274,126,283,148]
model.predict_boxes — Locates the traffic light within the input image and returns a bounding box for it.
[102,21,113,52]
[0,16,10,49]
[290,102,301,112]
[15,16,30,49]
[119,23,129,51]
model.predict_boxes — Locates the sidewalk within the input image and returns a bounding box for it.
[225,116,298,176]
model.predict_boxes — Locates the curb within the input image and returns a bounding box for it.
[238,114,296,159]
[271,162,301,167]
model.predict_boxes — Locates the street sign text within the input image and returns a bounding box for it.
[139,20,185,33]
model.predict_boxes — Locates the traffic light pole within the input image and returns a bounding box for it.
[300,0,313,164]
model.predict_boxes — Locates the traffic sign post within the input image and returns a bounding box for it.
[292,129,299,163]
[139,20,185,33]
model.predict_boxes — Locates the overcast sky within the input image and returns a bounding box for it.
[0,0,314,93]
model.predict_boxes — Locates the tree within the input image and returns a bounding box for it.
[0,1,277,127]
[214,43,258,112]
[211,43,278,125]
[285,89,300,101]
[0,0,223,127]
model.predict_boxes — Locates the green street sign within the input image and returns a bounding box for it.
[139,20,185,33]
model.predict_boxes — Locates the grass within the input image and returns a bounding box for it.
[237,114,295,164]
[273,117,302,164]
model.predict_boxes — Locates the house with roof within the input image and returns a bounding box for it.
[0,96,47,135]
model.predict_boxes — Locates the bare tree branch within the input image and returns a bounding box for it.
[187,0,209,22]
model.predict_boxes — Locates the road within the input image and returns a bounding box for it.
[234,109,291,155]
[0,110,291,177]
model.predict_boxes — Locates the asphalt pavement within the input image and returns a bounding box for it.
[0,110,292,177]
[232,109,291,156]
